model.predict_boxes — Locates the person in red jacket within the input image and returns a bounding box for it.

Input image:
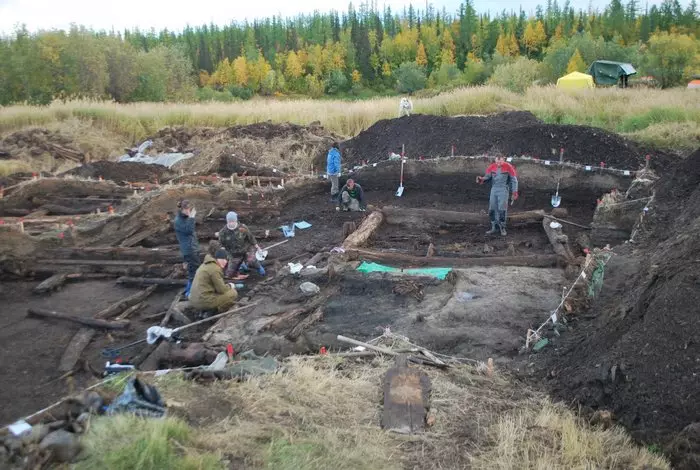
[476,156,519,236]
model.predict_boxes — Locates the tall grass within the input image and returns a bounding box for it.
[1,86,698,149]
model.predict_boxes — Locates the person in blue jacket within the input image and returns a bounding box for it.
[326,142,341,201]
[174,199,201,298]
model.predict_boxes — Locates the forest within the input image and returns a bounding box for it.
[0,0,698,105]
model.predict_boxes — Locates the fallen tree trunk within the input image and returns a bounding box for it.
[382,206,569,227]
[348,248,563,268]
[116,277,187,287]
[27,308,130,330]
[342,210,384,249]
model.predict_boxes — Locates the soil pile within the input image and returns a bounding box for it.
[148,123,343,175]
[539,148,700,469]
[61,161,175,184]
[341,112,650,170]
[0,128,84,165]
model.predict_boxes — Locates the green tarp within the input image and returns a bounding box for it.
[587,60,637,86]
[356,261,452,280]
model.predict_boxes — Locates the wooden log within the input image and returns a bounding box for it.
[140,342,218,371]
[342,210,385,249]
[27,308,130,330]
[337,335,398,356]
[33,274,69,294]
[58,329,95,372]
[40,204,108,216]
[95,286,158,319]
[37,259,146,267]
[381,354,431,434]
[542,216,576,263]
[120,224,171,248]
[115,302,146,321]
[305,251,328,267]
[116,277,187,287]
[348,248,563,268]
[382,207,569,227]
[48,247,183,264]
[287,307,324,341]
[260,307,308,332]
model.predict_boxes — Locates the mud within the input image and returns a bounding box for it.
[533,148,700,468]
[339,113,663,170]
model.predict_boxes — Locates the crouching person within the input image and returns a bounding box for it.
[217,211,264,280]
[189,248,238,313]
[337,179,365,212]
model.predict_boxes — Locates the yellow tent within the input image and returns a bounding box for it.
[556,71,595,90]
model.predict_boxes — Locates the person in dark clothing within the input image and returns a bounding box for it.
[215,211,264,280]
[337,179,365,212]
[174,199,201,298]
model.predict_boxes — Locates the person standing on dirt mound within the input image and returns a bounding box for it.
[476,156,519,236]
[327,142,342,202]
[215,211,264,280]
[174,199,201,298]
[189,248,238,313]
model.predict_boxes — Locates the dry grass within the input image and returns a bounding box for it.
[1,86,698,150]
[76,356,670,470]
[0,159,32,176]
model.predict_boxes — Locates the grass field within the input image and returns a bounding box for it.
[76,357,669,470]
[1,86,698,152]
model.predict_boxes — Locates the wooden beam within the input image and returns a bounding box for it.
[542,216,576,263]
[58,329,95,372]
[94,286,157,319]
[381,354,431,434]
[37,259,146,267]
[381,206,569,227]
[287,307,324,341]
[342,210,385,249]
[348,248,563,268]
[116,277,187,287]
[28,308,130,330]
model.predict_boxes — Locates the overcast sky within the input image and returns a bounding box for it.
[0,0,677,35]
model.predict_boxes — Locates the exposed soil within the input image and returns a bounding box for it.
[533,148,700,469]
[339,112,660,170]
[148,123,343,176]
[0,128,84,166]
[61,161,176,184]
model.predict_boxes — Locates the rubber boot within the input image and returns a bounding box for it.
[485,223,498,235]
[500,226,507,236]
[257,264,266,276]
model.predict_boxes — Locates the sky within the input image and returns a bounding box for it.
[0,0,674,35]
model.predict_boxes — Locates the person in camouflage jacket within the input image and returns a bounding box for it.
[216,211,264,279]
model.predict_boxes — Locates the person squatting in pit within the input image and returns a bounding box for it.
[215,211,265,280]
[476,155,519,236]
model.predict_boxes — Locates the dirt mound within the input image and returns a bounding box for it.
[148,123,343,175]
[61,161,175,184]
[341,112,650,170]
[537,148,700,468]
[0,128,84,167]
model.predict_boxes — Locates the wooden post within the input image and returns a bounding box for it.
[342,211,385,249]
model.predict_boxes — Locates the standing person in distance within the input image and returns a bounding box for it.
[327,142,341,202]
[476,156,519,236]
[174,199,200,299]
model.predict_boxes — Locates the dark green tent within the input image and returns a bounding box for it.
[586,60,637,87]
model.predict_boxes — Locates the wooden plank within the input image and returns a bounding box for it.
[58,329,95,372]
[348,249,563,268]
[382,207,569,228]
[381,354,431,435]
[94,286,157,319]
[27,308,130,330]
[342,211,385,249]
[116,277,187,287]
[542,216,576,263]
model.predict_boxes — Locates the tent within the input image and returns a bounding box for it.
[688,80,700,89]
[556,71,595,90]
[586,60,637,87]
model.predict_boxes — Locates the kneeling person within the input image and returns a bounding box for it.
[189,249,238,313]
[217,211,264,279]
[338,179,365,212]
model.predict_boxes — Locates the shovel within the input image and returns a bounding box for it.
[551,148,564,208]
[395,145,405,197]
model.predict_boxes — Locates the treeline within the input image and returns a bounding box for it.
[0,0,698,105]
